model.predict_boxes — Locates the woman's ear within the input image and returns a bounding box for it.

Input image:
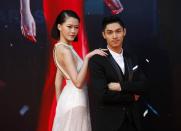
[57,24,61,31]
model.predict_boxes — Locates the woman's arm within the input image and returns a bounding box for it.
[20,0,36,43]
[20,0,31,12]
[54,70,63,100]
[56,46,107,89]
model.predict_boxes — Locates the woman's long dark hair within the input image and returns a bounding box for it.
[51,10,80,41]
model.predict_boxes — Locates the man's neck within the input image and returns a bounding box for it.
[107,46,123,54]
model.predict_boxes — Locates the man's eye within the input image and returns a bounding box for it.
[116,30,122,33]
[107,31,112,34]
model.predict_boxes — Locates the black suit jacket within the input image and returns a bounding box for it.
[88,50,147,131]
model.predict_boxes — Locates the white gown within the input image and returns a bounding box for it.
[52,42,91,131]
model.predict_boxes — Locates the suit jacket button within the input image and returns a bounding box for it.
[122,107,126,111]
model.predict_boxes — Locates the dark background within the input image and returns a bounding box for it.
[0,0,180,130]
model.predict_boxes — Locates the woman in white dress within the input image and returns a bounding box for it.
[51,10,107,131]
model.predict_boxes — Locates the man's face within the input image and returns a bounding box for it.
[102,22,126,49]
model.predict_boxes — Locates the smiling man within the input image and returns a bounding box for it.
[88,15,147,131]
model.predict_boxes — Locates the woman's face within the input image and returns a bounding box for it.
[58,17,79,43]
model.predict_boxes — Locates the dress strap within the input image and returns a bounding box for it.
[53,43,70,80]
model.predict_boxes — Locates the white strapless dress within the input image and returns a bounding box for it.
[52,42,91,131]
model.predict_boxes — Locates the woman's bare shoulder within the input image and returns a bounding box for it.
[55,44,72,56]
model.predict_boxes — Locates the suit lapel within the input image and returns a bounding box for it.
[123,53,134,82]
[106,50,134,84]
[106,50,124,86]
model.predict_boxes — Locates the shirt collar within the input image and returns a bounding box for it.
[107,46,123,58]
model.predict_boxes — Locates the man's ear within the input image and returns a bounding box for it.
[102,31,106,39]
[123,28,126,36]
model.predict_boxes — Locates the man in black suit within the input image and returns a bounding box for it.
[88,15,147,131]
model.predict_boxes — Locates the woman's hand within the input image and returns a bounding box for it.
[108,82,122,91]
[104,0,124,15]
[85,48,108,60]
[20,11,37,43]
[20,0,37,43]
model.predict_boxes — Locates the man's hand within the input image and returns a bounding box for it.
[108,82,121,92]
[134,94,140,101]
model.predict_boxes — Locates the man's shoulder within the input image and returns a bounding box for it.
[124,51,149,69]
[90,54,107,62]
[124,51,138,61]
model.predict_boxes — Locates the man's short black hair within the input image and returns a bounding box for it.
[102,15,125,31]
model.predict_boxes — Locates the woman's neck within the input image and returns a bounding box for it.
[58,40,71,45]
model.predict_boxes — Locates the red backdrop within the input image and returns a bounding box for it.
[37,0,88,131]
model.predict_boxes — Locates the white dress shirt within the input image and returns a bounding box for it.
[108,47,125,74]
